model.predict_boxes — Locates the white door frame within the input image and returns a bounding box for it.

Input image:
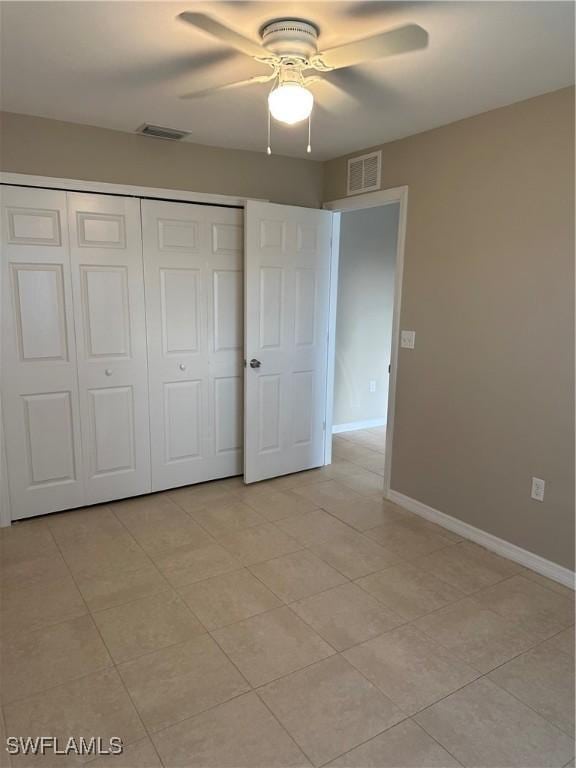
[322,186,409,496]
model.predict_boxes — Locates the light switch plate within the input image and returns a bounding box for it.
[401,330,416,349]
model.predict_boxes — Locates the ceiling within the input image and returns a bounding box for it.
[1,1,574,160]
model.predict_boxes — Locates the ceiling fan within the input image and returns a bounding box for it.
[178,12,428,153]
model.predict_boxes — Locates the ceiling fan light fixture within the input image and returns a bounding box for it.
[268,82,313,125]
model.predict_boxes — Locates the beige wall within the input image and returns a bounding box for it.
[325,87,575,570]
[334,205,398,427]
[0,111,323,207]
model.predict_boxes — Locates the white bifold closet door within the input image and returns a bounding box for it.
[67,192,151,505]
[244,201,332,483]
[1,186,85,518]
[141,200,243,491]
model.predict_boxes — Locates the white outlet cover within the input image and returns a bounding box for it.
[531,477,545,502]
[401,330,416,349]
[369,380,377,392]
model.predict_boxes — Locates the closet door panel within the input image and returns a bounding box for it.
[68,193,151,504]
[142,200,243,491]
[1,186,85,518]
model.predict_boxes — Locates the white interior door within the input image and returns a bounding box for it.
[141,200,243,491]
[1,186,85,518]
[67,192,151,505]
[244,201,332,483]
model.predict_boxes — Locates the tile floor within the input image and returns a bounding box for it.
[0,428,574,768]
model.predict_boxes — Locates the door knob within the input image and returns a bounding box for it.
[105,368,113,376]
[179,363,186,371]
[249,359,261,369]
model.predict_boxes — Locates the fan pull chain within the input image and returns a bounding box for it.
[307,112,312,154]
[267,106,272,155]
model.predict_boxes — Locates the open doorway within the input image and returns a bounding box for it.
[324,187,408,497]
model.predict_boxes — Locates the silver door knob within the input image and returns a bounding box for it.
[249,359,261,369]
[105,368,113,376]
[179,363,186,371]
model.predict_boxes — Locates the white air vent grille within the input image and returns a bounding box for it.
[347,151,382,196]
[136,124,189,141]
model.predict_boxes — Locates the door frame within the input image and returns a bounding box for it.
[322,186,409,497]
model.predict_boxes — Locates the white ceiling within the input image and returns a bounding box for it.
[1,1,574,160]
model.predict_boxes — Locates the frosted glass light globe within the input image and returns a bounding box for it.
[268,83,314,125]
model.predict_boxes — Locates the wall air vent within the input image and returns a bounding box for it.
[346,151,382,196]
[136,124,190,141]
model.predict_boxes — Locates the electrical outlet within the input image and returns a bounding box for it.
[531,477,545,502]
[401,330,416,349]
[369,380,377,393]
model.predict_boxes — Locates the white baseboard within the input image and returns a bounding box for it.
[333,418,386,434]
[387,489,575,590]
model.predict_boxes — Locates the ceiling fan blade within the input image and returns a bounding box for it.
[180,73,275,99]
[316,24,428,70]
[179,12,267,59]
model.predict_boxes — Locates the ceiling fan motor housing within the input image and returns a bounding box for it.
[261,19,319,59]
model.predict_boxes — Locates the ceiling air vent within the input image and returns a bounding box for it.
[136,124,189,141]
[346,151,382,196]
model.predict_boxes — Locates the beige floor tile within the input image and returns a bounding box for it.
[0,549,69,592]
[337,470,385,499]
[75,565,169,613]
[320,498,406,532]
[217,523,302,566]
[265,468,327,491]
[88,738,162,768]
[309,531,402,579]
[153,692,310,768]
[249,550,347,603]
[545,625,575,656]
[332,442,377,464]
[1,614,112,705]
[473,575,574,640]
[291,583,403,651]
[212,606,334,686]
[522,570,575,598]
[0,712,9,768]
[416,541,521,594]
[352,454,386,475]
[276,510,352,546]
[344,625,478,715]
[0,520,58,566]
[168,483,239,513]
[93,591,205,663]
[356,562,466,621]
[489,642,575,737]
[315,460,364,481]
[47,505,123,546]
[0,574,86,637]
[413,597,538,673]
[117,634,249,732]
[365,518,455,560]
[259,656,404,766]
[188,500,265,537]
[244,490,319,522]
[154,542,242,587]
[113,495,212,557]
[4,669,146,768]
[291,480,363,508]
[58,534,150,582]
[326,719,461,768]
[415,678,574,768]
[178,568,282,630]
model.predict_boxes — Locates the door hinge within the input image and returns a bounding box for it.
[322,421,326,431]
